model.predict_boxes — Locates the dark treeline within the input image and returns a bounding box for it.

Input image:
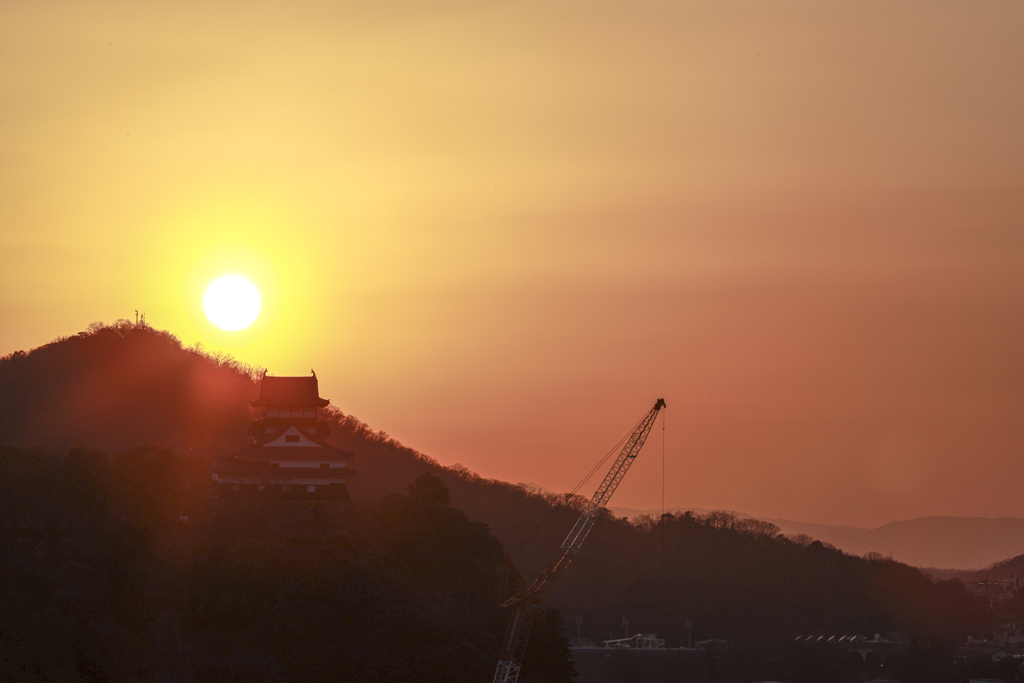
[0,450,573,683]
[0,323,1015,681]
[509,505,990,644]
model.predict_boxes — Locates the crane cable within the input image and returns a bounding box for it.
[508,409,651,558]
[660,406,666,681]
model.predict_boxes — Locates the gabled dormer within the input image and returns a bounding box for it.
[264,425,323,448]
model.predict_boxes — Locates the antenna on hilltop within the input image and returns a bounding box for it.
[135,310,139,325]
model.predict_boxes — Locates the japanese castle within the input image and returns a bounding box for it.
[210,372,355,499]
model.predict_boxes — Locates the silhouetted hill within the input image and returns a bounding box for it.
[609,505,753,521]
[0,323,1007,668]
[0,322,514,507]
[0,321,258,457]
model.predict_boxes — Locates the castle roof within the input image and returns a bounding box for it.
[252,373,330,407]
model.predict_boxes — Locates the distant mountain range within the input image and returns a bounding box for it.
[608,506,1024,570]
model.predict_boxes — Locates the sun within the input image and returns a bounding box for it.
[204,275,261,331]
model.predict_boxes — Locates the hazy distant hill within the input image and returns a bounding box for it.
[610,506,1024,570]
[767,516,1024,570]
[927,553,1024,583]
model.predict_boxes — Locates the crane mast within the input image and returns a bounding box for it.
[492,398,666,683]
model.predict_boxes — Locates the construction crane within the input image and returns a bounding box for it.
[492,398,666,683]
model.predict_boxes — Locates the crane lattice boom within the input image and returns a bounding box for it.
[492,398,666,683]
[560,398,666,556]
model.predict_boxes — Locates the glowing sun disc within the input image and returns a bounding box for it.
[204,275,261,331]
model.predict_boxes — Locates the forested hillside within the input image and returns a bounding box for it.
[0,453,574,683]
[0,322,1010,681]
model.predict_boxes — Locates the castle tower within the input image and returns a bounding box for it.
[210,372,355,500]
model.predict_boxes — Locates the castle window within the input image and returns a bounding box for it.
[307,486,316,492]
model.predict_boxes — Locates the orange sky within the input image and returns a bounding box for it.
[2,1,1022,527]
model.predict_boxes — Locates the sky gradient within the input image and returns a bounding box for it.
[2,1,1023,527]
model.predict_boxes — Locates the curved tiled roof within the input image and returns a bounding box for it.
[252,373,330,407]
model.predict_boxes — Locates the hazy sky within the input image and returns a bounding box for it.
[2,1,1022,527]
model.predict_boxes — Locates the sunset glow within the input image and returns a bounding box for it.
[1,1,1022,529]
